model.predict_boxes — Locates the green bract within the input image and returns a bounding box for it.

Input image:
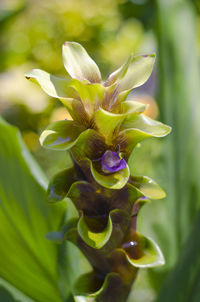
[26,41,171,302]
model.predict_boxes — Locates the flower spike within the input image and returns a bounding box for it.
[26,41,171,302]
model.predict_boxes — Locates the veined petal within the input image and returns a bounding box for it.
[60,98,90,126]
[102,87,131,112]
[105,54,155,93]
[69,79,105,116]
[62,41,101,83]
[25,69,77,99]
[39,120,85,150]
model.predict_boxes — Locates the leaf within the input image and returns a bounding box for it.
[62,41,101,83]
[105,54,155,92]
[122,232,165,268]
[47,167,76,203]
[156,211,200,302]
[0,278,35,302]
[153,0,200,277]
[78,213,113,249]
[129,175,166,199]
[90,159,130,190]
[40,120,85,150]
[0,286,21,302]
[25,69,77,99]
[0,117,67,302]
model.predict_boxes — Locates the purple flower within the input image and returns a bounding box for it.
[101,150,127,173]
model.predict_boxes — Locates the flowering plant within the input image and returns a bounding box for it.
[25,42,171,302]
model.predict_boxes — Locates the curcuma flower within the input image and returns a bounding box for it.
[101,151,127,174]
[25,42,171,302]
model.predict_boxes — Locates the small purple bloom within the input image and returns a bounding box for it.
[101,150,127,173]
[138,196,148,200]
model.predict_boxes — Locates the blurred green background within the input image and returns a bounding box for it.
[0,0,200,301]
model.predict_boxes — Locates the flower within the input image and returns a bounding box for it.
[25,41,171,190]
[101,150,127,173]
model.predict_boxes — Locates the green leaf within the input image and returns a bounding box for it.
[47,167,76,203]
[156,211,200,302]
[105,54,155,92]
[90,159,130,190]
[0,117,67,302]
[122,232,165,268]
[0,286,21,302]
[78,213,113,249]
[69,79,105,116]
[129,175,166,199]
[25,69,77,99]
[40,120,85,150]
[62,41,101,83]
[154,0,200,279]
